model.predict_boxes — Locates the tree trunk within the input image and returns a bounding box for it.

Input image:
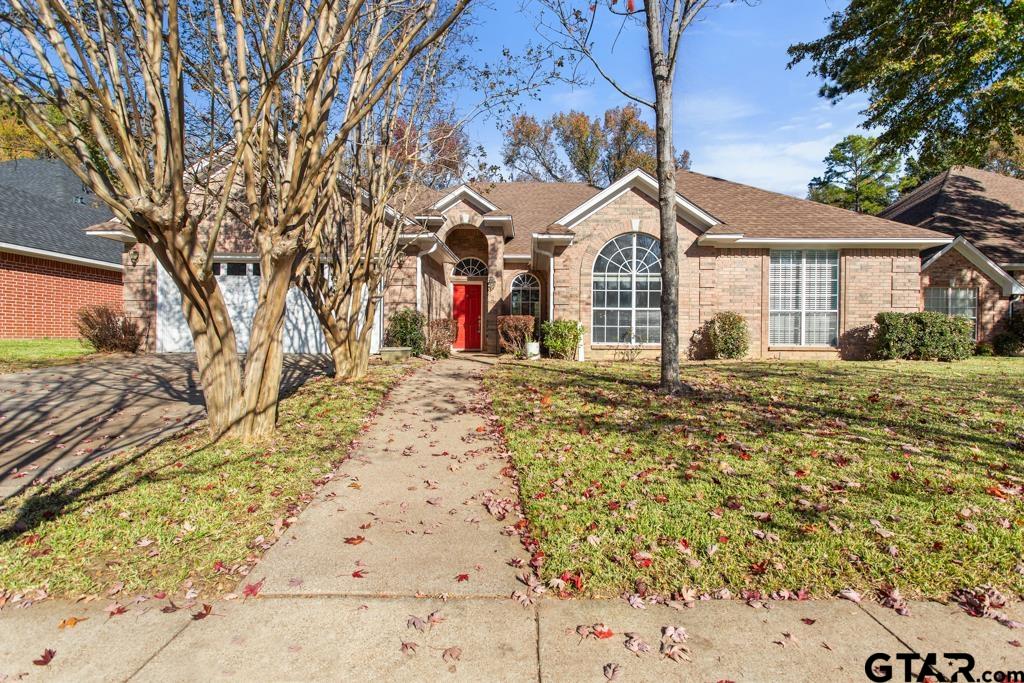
[329,291,378,381]
[157,243,246,438]
[239,250,297,439]
[653,78,682,393]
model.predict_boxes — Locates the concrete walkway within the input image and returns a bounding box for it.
[1,357,1021,681]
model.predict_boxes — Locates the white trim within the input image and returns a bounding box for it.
[921,236,1024,296]
[548,257,554,322]
[398,233,458,263]
[85,229,136,243]
[0,241,124,272]
[554,168,720,230]
[700,235,953,249]
[1002,263,1024,270]
[503,253,531,262]
[430,184,499,213]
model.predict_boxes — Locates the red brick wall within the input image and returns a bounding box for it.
[921,248,1011,342]
[0,250,123,338]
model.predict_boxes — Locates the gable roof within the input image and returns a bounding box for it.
[418,181,602,253]
[880,166,1024,267]
[676,170,947,241]
[0,159,120,267]
[922,236,1024,296]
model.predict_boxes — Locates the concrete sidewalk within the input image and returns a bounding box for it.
[1,356,1021,681]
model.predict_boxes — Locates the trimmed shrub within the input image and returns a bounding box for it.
[497,315,535,357]
[541,320,584,360]
[874,311,973,361]
[705,311,749,359]
[974,342,995,357]
[993,331,1023,357]
[993,313,1024,357]
[425,319,457,358]
[76,305,143,353]
[384,308,426,355]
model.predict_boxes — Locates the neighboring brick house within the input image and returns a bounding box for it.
[881,166,1024,342]
[94,167,959,359]
[0,159,122,339]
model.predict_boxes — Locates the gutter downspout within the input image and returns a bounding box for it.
[416,240,439,313]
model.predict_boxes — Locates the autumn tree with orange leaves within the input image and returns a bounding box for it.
[503,104,690,186]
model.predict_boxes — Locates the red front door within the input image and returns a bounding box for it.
[453,283,482,350]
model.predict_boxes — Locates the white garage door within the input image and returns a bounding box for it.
[156,263,381,355]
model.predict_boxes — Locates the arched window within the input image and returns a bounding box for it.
[453,257,488,277]
[592,233,661,344]
[510,273,541,318]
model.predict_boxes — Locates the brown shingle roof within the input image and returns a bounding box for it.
[880,166,1024,266]
[675,170,946,240]
[421,181,601,253]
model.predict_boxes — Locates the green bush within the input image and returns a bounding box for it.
[384,308,425,355]
[874,311,973,361]
[974,342,994,357]
[541,320,584,360]
[705,311,749,359]
[992,313,1024,357]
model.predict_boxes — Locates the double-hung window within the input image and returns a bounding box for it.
[769,250,839,346]
[924,287,978,339]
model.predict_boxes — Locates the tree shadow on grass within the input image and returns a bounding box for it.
[0,353,333,543]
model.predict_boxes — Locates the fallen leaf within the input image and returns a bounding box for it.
[344,536,365,545]
[33,649,55,666]
[192,604,213,620]
[442,646,462,663]
[455,573,470,582]
[242,578,265,599]
[837,588,862,604]
[401,641,418,655]
[105,603,127,618]
[58,617,87,629]
[593,624,614,640]
[352,569,368,579]
[603,662,621,681]
[801,618,816,625]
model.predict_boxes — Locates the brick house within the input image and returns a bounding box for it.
[881,166,1024,343]
[0,159,122,339]
[97,167,991,360]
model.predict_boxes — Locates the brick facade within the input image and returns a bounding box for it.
[0,250,122,338]
[391,186,943,361]
[920,249,1012,342]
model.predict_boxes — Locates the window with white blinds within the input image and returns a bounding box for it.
[769,250,839,346]
[924,287,978,339]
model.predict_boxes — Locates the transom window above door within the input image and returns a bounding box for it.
[453,257,488,277]
[592,233,662,344]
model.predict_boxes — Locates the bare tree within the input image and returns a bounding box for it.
[0,0,470,438]
[297,26,562,379]
[531,0,728,393]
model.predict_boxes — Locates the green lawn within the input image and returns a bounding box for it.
[0,338,94,374]
[486,357,1024,599]
[0,362,414,599]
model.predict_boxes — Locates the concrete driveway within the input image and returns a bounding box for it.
[0,353,330,499]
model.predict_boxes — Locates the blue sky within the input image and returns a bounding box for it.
[460,0,868,196]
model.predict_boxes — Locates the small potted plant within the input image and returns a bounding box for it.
[525,335,541,359]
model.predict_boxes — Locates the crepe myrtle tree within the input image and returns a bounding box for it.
[297,26,563,380]
[530,0,736,393]
[0,0,470,439]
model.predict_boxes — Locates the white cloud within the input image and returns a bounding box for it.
[691,133,845,196]
[815,121,832,130]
